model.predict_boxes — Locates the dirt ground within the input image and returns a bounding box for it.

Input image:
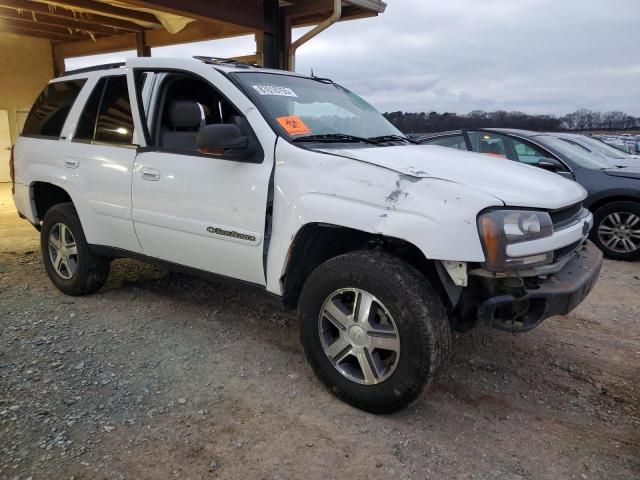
[1,183,639,480]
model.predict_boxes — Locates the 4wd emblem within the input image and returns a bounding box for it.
[207,226,256,243]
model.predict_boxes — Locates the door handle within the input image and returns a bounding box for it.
[141,167,161,181]
[64,158,80,169]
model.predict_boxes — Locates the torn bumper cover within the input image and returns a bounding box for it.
[477,241,603,333]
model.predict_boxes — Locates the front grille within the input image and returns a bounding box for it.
[554,240,582,261]
[550,203,583,230]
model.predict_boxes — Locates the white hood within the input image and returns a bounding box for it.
[318,144,587,210]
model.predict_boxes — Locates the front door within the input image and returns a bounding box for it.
[127,60,276,285]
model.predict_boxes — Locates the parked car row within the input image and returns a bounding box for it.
[594,134,640,156]
[416,129,640,260]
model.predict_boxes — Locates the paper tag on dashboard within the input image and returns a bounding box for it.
[276,116,311,136]
[252,85,298,97]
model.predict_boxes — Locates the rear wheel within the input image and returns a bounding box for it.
[592,201,640,261]
[41,203,110,295]
[298,250,451,413]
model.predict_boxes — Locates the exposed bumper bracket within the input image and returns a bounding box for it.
[477,241,603,333]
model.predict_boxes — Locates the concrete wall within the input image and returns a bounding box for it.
[0,32,54,144]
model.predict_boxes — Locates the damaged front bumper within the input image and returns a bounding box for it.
[476,241,603,332]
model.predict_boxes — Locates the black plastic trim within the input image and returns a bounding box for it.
[88,244,288,310]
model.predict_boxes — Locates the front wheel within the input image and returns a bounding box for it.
[298,250,451,413]
[591,201,640,261]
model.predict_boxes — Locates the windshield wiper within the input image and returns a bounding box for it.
[368,134,419,145]
[292,133,380,145]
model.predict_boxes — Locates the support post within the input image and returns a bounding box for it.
[259,0,287,69]
[51,43,65,76]
[136,31,150,57]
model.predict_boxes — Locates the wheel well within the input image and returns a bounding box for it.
[281,223,446,309]
[588,195,640,214]
[32,183,72,222]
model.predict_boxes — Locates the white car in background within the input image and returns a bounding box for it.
[550,133,640,167]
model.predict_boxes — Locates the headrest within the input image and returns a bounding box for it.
[168,101,202,128]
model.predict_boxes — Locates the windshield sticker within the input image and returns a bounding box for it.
[277,116,311,136]
[252,85,298,97]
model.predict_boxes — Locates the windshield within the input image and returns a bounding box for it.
[230,72,404,142]
[535,135,610,169]
[574,136,630,159]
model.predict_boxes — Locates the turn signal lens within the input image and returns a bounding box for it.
[480,216,500,266]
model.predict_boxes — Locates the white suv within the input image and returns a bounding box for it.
[11,57,602,412]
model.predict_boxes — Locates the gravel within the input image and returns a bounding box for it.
[0,203,639,479]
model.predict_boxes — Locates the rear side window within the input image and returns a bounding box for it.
[74,75,134,145]
[22,79,86,139]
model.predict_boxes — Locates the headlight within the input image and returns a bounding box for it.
[478,209,553,270]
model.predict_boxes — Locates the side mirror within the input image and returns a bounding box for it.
[197,124,255,160]
[537,158,565,172]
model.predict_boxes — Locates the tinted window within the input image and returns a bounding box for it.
[512,139,549,165]
[95,76,134,144]
[467,131,513,160]
[74,78,106,142]
[424,135,467,150]
[22,79,86,138]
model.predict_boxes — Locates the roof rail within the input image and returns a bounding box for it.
[193,56,256,69]
[58,62,125,78]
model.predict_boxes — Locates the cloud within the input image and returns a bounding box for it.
[66,0,640,116]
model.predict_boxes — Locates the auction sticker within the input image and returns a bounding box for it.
[276,116,311,136]
[252,85,298,97]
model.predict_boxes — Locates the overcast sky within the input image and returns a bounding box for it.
[67,0,640,116]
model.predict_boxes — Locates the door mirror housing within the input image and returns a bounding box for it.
[537,157,565,172]
[197,123,256,161]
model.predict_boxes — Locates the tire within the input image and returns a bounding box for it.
[40,203,111,295]
[298,250,451,413]
[591,201,640,261]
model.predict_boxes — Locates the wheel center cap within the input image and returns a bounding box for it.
[348,325,368,347]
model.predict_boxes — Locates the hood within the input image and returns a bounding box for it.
[317,144,587,210]
[603,166,640,180]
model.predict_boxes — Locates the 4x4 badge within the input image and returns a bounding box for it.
[207,226,256,243]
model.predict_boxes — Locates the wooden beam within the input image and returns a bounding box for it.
[122,0,264,31]
[31,0,161,26]
[0,7,127,35]
[0,0,144,31]
[0,23,82,41]
[0,17,100,39]
[289,5,377,28]
[54,31,137,58]
[143,20,253,48]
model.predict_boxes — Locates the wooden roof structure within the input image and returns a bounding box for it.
[0,0,386,72]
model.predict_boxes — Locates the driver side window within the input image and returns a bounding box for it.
[138,71,248,154]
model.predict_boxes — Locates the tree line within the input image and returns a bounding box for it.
[383,109,640,134]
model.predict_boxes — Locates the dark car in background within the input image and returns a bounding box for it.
[417,128,640,260]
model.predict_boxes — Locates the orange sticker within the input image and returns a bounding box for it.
[277,115,311,136]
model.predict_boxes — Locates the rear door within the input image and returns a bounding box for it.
[126,58,276,285]
[61,74,142,252]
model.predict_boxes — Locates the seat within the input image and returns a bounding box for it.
[159,100,203,151]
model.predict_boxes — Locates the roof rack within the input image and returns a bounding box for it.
[58,62,125,78]
[193,56,256,69]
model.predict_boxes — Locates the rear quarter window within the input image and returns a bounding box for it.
[22,79,86,139]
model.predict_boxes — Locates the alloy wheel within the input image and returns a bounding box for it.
[48,222,78,279]
[597,212,640,254]
[318,288,401,385]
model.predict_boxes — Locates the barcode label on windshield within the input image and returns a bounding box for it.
[252,85,298,97]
